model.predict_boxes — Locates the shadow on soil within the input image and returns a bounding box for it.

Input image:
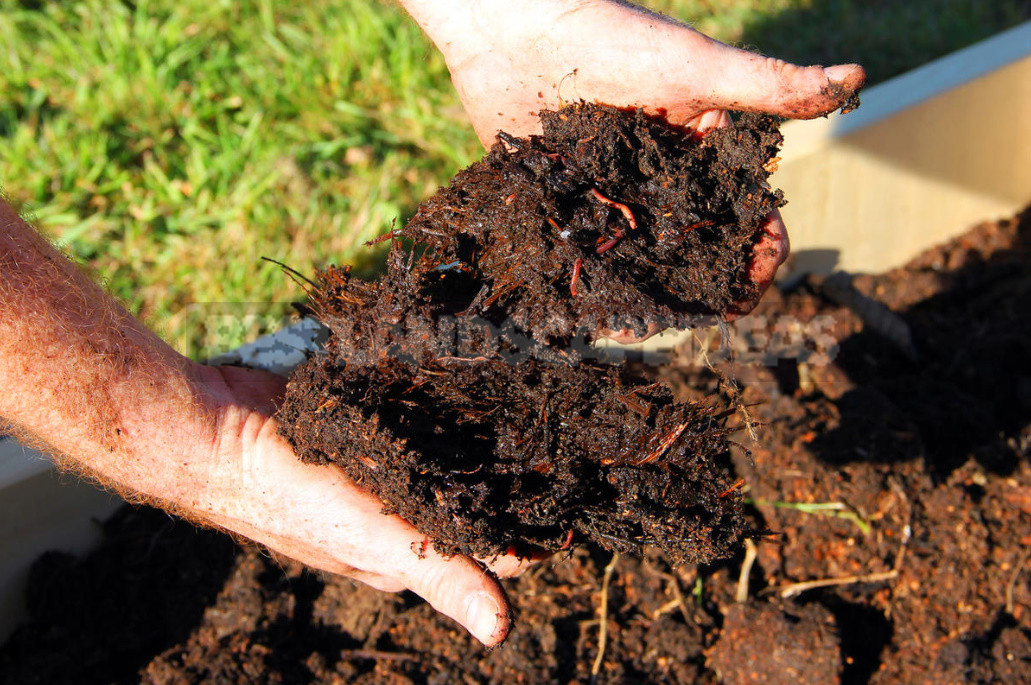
[0,507,237,685]
[808,207,1031,479]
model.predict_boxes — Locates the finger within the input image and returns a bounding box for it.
[222,445,510,644]
[685,108,732,136]
[344,569,408,593]
[477,548,545,579]
[315,494,514,646]
[705,45,865,119]
[598,321,664,344]
[390,545,512,647]
[749,209,791,286]
[726,210,790,319]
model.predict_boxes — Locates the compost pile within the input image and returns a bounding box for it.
[276,104,786,565]
[4,207,1030,683]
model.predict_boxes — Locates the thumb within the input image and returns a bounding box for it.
[704,42,865,119]
[395,546,512,647]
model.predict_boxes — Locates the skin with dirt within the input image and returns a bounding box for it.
[4,209,1030,683]
[276,104,784,564]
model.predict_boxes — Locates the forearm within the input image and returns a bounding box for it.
[0,200,221,509]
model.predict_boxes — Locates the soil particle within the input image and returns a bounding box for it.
[707,600,841,684]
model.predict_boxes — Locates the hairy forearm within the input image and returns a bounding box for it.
[0,200,220,508]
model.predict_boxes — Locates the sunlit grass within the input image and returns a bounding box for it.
[0,0,477,355]
[1,0,1026,357]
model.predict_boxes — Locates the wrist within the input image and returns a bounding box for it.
[94,359,227,513]
[178,364,289,522]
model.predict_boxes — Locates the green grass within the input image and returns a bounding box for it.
[1,0,1027,358]
[0,0,476,356]
[746,498,872,536]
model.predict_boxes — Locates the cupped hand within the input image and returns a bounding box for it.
[431,0,864,146]
[192,365,530,647]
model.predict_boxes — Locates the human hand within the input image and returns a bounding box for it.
[415,0,864,145]
[2,201,525,648]
[189,364,529,647]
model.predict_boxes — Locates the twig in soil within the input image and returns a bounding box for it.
[691,325,721,368]
[591,552,621,683]
[883,476,913,619]
[1005,546,1031,615]
[261,257,316,288]
[635,422,688,465]
[888,477,912,572]
[615,390,652,418]
[775,570,898,599]
[719,479,747,498]
[667,571,692,624]
[365,230,397,245]
[645,561,692,624]
[735,538,758,603]
[690,325,761,443]
[653,598,682,619]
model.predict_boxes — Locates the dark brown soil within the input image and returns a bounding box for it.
[4,207,1030,683]
[276,104,783,565]
[333,104,784,347]
[278,356,746,564]
[708,600,841,684]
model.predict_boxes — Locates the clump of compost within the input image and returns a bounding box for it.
[279,355,745,565]
[375,104,785,342]
[279,103,786,564]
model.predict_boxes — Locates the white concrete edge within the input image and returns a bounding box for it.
[0,439,52,492]
[780,20,1031,160]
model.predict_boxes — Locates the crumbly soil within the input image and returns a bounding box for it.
[276,104,783,565]
[278,356,746,564]
[341,104,784,346]
[707,600,841,684]
[4,207,1030,683]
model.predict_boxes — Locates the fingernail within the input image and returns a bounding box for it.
[823,64,856,84]
[465,591,501,644]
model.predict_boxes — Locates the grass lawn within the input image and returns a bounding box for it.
[2,0,1028,358]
